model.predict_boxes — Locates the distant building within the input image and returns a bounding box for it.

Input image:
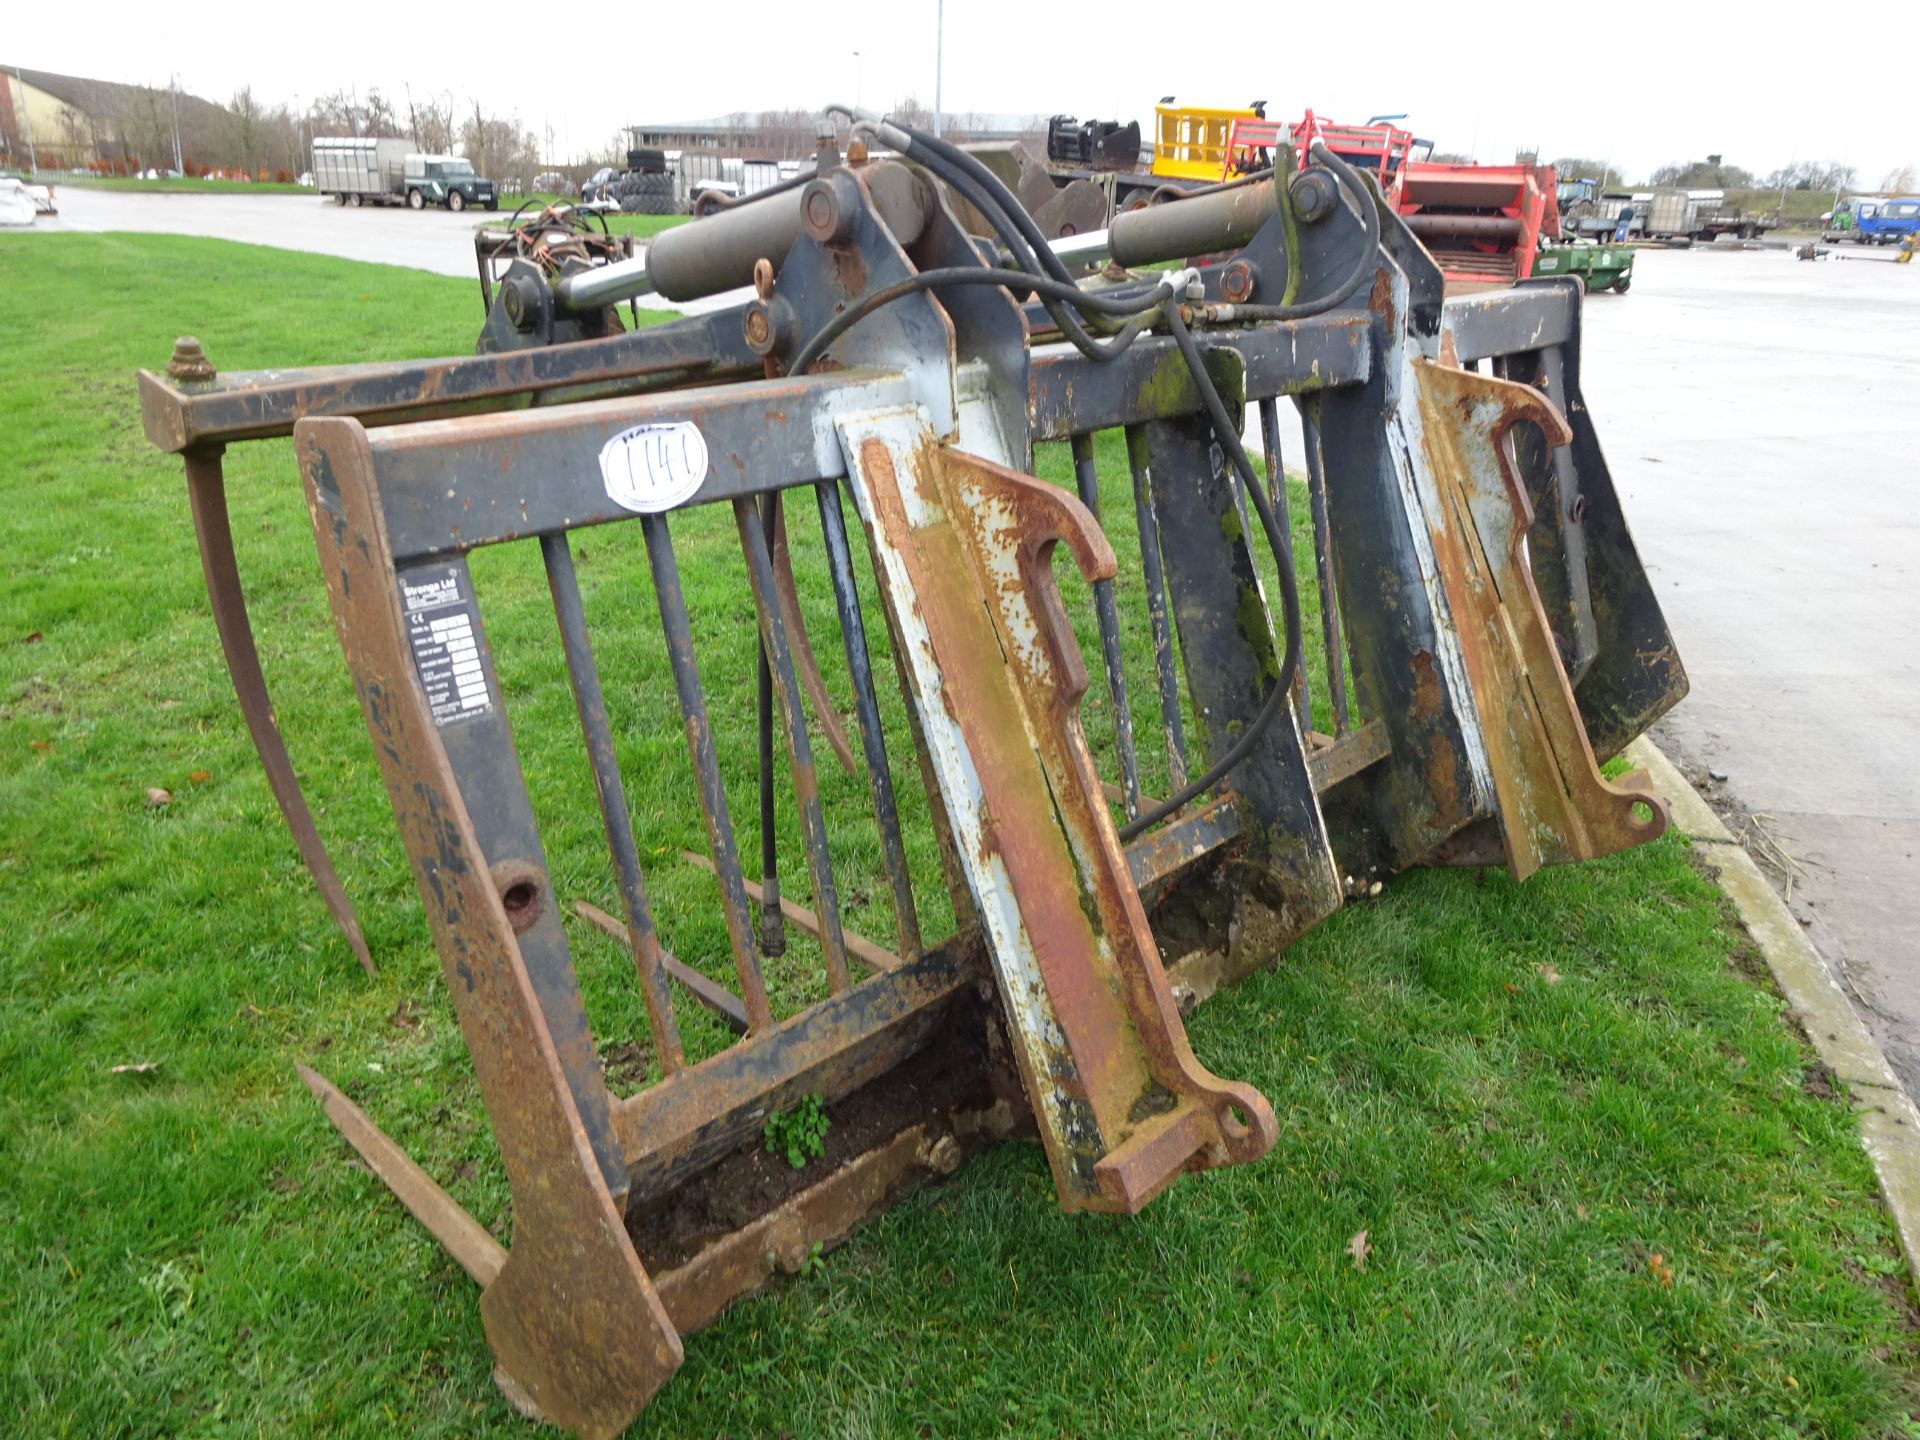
[1,66,227,171]
[626,112,1044,161]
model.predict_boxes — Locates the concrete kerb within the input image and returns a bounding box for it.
[1627,736,1920,1288]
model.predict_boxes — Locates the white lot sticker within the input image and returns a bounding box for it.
[401,566,492,726]
[599,421,710,514]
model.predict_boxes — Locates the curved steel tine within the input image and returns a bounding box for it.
[184,447,374,975]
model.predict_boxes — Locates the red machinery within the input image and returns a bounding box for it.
[1395,161,1560,287]
[1262,113,1560,290]
[1287,110,1421,192]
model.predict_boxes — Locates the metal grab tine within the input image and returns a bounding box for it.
[1257,396,1310,724]
[184,448,375,976]
[640,513,774,1032]
[680,851,901,973]
[1298,397,1350,736]
[769,503,858,771]
[755,497,787,961]
[1124,426,1191,791]
[540,533,685,1073]
[734,496,853,994]
[815,479,922,957]
[571,900,751,1035]
[1070,433,1142,821]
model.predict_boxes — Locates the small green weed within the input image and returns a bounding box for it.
[764,1094,831,1170]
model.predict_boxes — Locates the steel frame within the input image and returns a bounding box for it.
[138,151,1687,1436]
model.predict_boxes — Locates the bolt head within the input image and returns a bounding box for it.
[801,179,849,243]
[165,336,216,383]
[743,304,773,352]
[1290,167,1339,224]
[501,275,543,333]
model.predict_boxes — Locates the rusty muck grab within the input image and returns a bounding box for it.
[137,117,1685,1435]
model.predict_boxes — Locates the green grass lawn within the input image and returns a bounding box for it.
[1726,189,1837,232]
[2,232,1916,1438]
[44,174,315,196]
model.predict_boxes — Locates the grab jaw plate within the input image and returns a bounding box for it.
[1413,359,1668,879]
[837,405,1277,1214]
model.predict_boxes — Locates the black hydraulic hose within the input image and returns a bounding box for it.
[906,119,1378,326]
[1115,301,1305,842]
[898,142,1131,363]
[890,122,1079,288]
[1278,143,1381,316]
[787,266,1171,377]
[813,110,1386,837]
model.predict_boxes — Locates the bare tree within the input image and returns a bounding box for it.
[56,106,93,169]
[749,108,820,159]
[408,90,456,153]
[116,85,172,170]
[259,104,302,178]
[311,89,361,137]
[892,95,933,132]
[361,88,402,139]
[1651,156,1754,188]
[460,101,540,188]
[1880,164,1917,194]
[1763,159,1856,191]
[230,86,262,176]
[1552,156,1618,186]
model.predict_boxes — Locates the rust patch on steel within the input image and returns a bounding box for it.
[1368,266,1394,315]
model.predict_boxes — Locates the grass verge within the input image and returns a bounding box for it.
[39,174,314,196]
[1,233,1915,1438]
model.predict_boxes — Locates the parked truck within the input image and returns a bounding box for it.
[312,137,498,211]
[1826,196,1920,245]
[1621,188,1777,243]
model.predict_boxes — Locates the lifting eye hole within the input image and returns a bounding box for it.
[492,863,547,933]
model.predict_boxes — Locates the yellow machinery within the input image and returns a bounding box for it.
[1152,102,1260,180]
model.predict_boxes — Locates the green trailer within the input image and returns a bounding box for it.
[1533,242,1635,293]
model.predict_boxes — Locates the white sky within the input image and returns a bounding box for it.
[11,0,1913,185]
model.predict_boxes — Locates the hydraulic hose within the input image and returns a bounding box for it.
[786,266,1175,377]
[1114,302,1305,841]
[794,110,1387,836]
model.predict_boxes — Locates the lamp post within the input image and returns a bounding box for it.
[853,51,863,111]
[933,0,944,138]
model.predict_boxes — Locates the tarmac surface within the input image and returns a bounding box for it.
[32,186,509,281]
[28,186,715,312]
[16,192,1920,1093]
[1577,243,1920,1095]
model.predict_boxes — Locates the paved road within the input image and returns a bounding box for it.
[27,185,712,312]
[33,185,498,278]
[1577,244,1920,1092]
[18,194,1919,1090]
